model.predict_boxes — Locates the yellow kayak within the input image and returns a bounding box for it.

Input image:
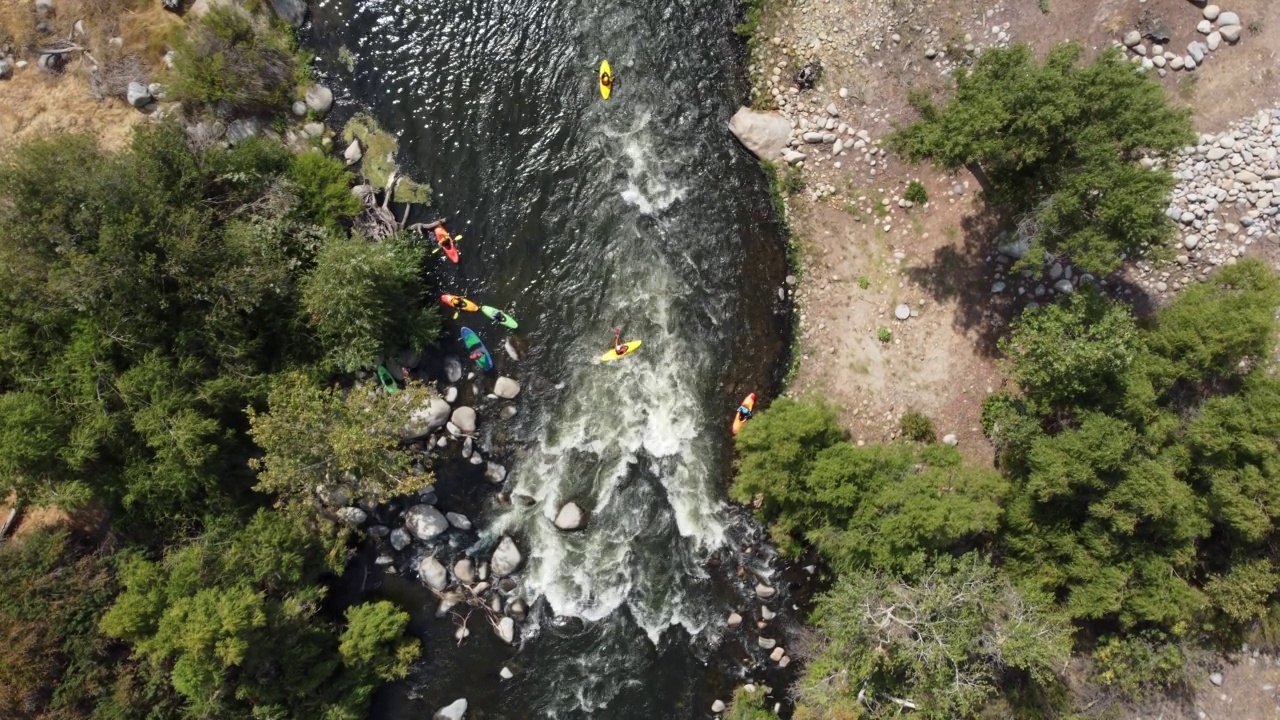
[599,60,613,100]
[600,340,641,362]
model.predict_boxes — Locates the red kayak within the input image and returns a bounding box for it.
[434,226,460,263]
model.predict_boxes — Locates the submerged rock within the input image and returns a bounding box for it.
[445,511,472,531]
[485,461,507,485]
[389,528,411,551]
[433,698,467,720]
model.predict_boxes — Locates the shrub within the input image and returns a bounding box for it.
[287,151,362,230]
[170,6,297,113]
[904,179,929,205]
[878,327,891,343]
[899,410,937,443]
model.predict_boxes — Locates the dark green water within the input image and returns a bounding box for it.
[308,0,790,716]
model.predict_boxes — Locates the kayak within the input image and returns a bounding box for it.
[599,60,612,100]
[461,327,493,372]
[481,305,518,330]
[731,392,756,436]
[434,226,460,263]
[441,294,479,313]
[376,365,400,395]
[600,340,641,363]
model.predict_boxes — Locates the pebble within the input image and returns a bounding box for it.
[1209,671,1224,687]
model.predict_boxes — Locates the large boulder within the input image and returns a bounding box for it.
[727,107,792,162]
[489,536,522,577]
[433,699,467,720]
[553,502,586,531]
[417,555,448,590]
[269,0,306,26]
[493,376,521,399]
[404,398,451,439]
[304,84,334,116]
[404,504,449,540]
[451,406,477,434]
[126,82,152,108]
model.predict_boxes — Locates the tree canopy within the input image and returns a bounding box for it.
[891,42,1194,274]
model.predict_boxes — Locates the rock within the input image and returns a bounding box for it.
[390,528,411,551]
[1122,30,1141,48]
[0,60,11,80]
[554,502,586,531]
[727,107,792,161]
[405,398,452,438]
[802,131,824,144]
[417,555,448,590]
[315,483,351,507]
[444,386,458,403]
[292,101,307,117]
[779,656,791,668]
[444,357,463,383]
[454,558,476,583]
[1207,31,1221,51]
[226,119,260,145]
[500,667,514,680]
[269,0,306,27]
[37,52,64,74]
[991,281,1007,294]
[943,433,958,446]
[304,85,334,116]
[1203,4,1220,20]
[1237,170,1261,184]
[500,405,518,420]
[925,47,937,59]
[794,61,821,89]
[433,698,467,720]
[727,612,743,627]
[998,236,1030,259]
[461,436,473,459]
[451,406,477,434]
[825,103,839,117]
[1189,42,1206,63]
[712,699,726,713]
[303,122,325,138]
[1209,671,1224,687]
[1196,19,1212,35]
[1184,235,1201,250]
[485,461,507,485]
[1171,56,1184,70]
[1053,279,1074,295]
[1218,11,1239,26]
[761,605,776,620]
[343,139,362,165]
[446,512,472,531]
[405,504,449,540]
[770,647,785,662]
[758,637,777,650]
[490,536,522,576]
[894,304,910,320]
[1219,25,1242,43]
[126,82,152,108]
[493,376,521,399]
[336,506,367,527]
[1184,56,1197,71]
[1145,17,1171,44]
[755,583,776,599]
[496,616,516,644]
[781,149,807,164]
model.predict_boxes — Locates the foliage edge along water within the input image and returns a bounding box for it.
[307,0,791,716]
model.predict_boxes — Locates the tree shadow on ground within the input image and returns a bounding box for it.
[906,203,1156,360]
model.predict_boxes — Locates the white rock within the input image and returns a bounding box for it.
[1218,11,1239,26]
[755,583,776,599]
[500,667,514,680]
[1203,4,1220,20]
[1219,25,1242,43]
[727,107,792,161]
[304,84,334,116]
[1053,279,1074,294]
[343,139,362,165]
[943,433,958,446]
[1207,32,1221,51]
[553,502,586,531]
[446,511,472,531]
[1196,19,1212,34]
[761,605,776,620]
[825,103,839,117]
[493,376,521,399]
[390,528,411,551]
[417,556,448,590]
[894,304,910,320]
[433,698,467,720]
[1122,30,1141,47]
[1209,671,1224,687]
[485,461,507,485]
[405,504,449,540]
[450,406,477,434]
[497,616,516,644]
[727,612,743,627]
[758,637,777,650]
[770,646,785,662]
[454,558,476,583]
[712,700,726,713]
[490,536,523,576]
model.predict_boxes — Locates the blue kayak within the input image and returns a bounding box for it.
[461,327,493,372]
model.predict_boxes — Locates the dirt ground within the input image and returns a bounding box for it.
[755,0,1280,464]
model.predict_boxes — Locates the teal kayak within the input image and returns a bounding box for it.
[481,306,518,330]
[375,365,400,394]
[461,327,493,372]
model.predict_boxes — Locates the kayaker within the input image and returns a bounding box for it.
[600,70,613,90]
[450,297,466,310]
[493,310,509,325]
[737,405,753,422]
[611,327,627,355]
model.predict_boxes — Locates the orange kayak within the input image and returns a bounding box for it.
[731,393,756,435]
[440,294,479,313]
[434,226,460,263]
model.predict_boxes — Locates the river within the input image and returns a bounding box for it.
[308,0,791,716]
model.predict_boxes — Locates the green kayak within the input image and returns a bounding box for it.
[376,365,400,394]
[481,305,518,330]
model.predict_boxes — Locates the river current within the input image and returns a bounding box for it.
[309,0,790,716]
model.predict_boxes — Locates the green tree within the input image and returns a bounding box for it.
[891,42,1194,274]
[302,233,440,373]
[248,371,433,507]
[170,7,299,114]
[795,554,1070,720]
[287,151,364,231]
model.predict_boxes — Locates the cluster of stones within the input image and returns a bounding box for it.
[1119,5,1245,75]
[709,575,792,716]
[1149,107,1280,296]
